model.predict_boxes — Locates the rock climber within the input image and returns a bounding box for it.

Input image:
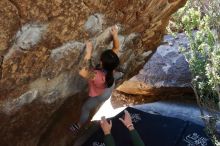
[70,25,121,134]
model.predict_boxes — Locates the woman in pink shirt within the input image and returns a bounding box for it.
[70,26,120,134]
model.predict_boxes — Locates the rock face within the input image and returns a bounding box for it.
[0,0,186,146]
[113,33,193,107]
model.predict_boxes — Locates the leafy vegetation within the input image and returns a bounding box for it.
[167,0,220,145]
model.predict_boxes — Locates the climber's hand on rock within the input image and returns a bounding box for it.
[110,25,118,37]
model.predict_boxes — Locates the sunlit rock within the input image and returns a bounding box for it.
[0,0,187,145]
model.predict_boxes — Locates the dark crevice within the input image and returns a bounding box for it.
[47,14,62,22]
[82,0,91,9]
[37,92,88,146]
[0,56,3,80]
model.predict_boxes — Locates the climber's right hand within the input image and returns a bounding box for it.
[110,25,118,37]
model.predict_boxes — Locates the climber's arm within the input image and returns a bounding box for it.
[111,25,120,54]
[79,41,96,80]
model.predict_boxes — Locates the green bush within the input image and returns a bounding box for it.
[175,1,220,107]
[167,0,220,144]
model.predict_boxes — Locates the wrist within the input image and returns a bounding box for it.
[104,131,111,135]
[112,33,118,38]
[128,126,134,131]
[127,124,134,131]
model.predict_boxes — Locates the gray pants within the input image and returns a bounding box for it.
[79,83,115,124]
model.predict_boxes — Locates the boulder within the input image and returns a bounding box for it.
[0,0,186,145]
[113,33,193,107]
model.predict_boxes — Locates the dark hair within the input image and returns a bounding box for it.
[100,50,120,87]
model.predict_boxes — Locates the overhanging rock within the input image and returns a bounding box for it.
[0,0,187,145]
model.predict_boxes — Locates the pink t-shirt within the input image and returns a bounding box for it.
[88,70,106,97]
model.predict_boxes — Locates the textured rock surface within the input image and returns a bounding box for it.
[0,0,186,146]
[112,33,193,107]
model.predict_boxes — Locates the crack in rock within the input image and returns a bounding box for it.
[0,56,3,79]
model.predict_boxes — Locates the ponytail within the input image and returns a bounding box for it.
[100,50,120,88]
[105,70,114,87]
